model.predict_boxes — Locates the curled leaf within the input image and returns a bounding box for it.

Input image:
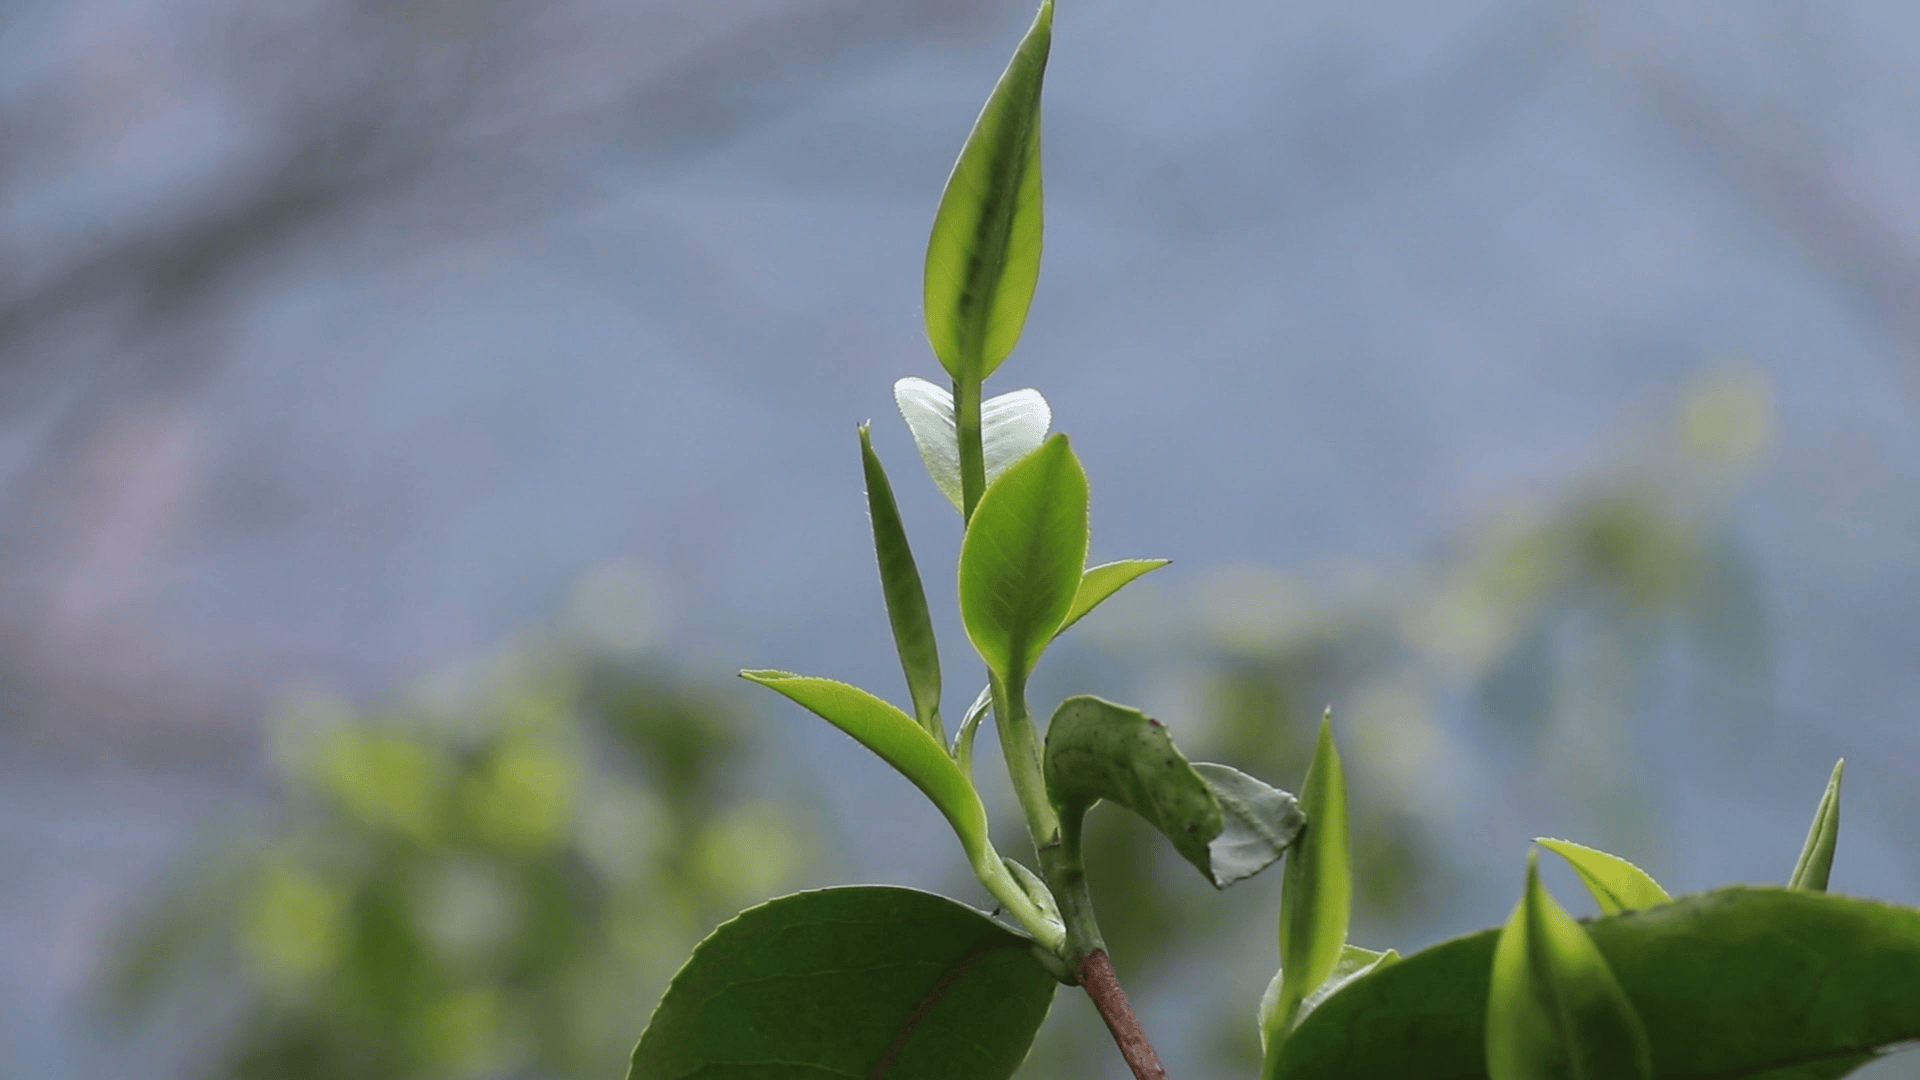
[1788,759,1844,892]
[1277,714,1352,1028]
[860,425,943,742]
[1259,944,1399,1054]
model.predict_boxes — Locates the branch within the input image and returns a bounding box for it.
[1079,950,1169,1080]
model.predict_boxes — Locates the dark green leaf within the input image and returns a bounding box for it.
[1042,696,1301,887]
[1789,759,1845,892]
[923,0,1051,381]
[1275,715,1352,1034]
[958,434,1088,685]
[741,671,987,868]
[1536,837,1671,915]
[631,886,1055,1080]
[1275,888,1920,1080]
[1055,559,1171,637]
[1486,851,1651,1080]
[860,424,943,742]
[894,378,1051,514]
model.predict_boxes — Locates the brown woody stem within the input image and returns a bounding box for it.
[1080,950,1170,1080]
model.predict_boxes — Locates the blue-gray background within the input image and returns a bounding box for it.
[4,0,1918,1076]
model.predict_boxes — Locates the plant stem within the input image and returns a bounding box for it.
[955,375,987,521]
[990,672,1059,851]
[1080,950,1170,1080]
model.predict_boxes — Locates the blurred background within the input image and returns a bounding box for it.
[3,0,1918,1076]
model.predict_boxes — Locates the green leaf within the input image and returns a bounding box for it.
[860,424,944,742]
[923,0,1051,381]
[958,434,1088,684]
[1486,850,1652,1080]
[1042,695,1302,887]
[1789,759,1844,892]
[1276,714,1352,1030]
[631,886,1055,1080]
[1274,888,1920,1080]
[1536,837,1671,915]
[1055,559,1171,636]
[894,378,1051,514]
[741,671,988,868]
[1259,944,1400,1054]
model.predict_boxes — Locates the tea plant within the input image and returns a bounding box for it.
[628,4,1920,1077]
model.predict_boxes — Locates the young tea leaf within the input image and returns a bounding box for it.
[1276,888,1920,1080]
[1276,714,1352,1034]
[1486,851,1652,1080]
[958,434,1088,684]
[860,425,944,742]
[923,0,1052,382]
[1788,759,1845,892]
[1055,559,1171,637]
[742,671,989,868]
[631,886,1055,1080]
[1258,944,1399,1055]
[1042,696,1301,887]
[1536,837,1671,915]
[953,683,994,778]
[894,377,1051,514]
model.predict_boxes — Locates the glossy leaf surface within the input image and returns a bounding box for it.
[923,1,1051,381]
[1042,696,1301,887]
[1486,851,1651,1080]
[953,683,993,778]
[861,425,944,742]
[1056,559,1170,636]
[1536,837,1671,915]
[1789,759,1845,892]
[1277,715,1352,1032]
[959,434,1087,684]
[895,378,1051,514]
[741,671,988,867]
[631,886,1055,1080]
[1259,944,1399,1054]
[1275,888,1920,1080]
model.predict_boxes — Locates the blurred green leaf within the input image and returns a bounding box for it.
[1271,715,1352,1052]
[1486,850,1651,1080]
[894,378,1051,514]
[1536,838,1671,915]
[742,671,990,869]
[923,0,1051,382]
[630,887,1054,1080]
[1056,559,1170,637]
[1042,695,1301,887]
[1276,888,1920,1080]
[958,434,1087,685]
[1788,759,1844,892]
[860,424,944,742]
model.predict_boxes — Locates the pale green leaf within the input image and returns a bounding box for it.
[1788,759,1844,892]
[958,434,1087,684]
[953,683,993,778]
[923,1,1051,381]
[1277,714,1352,1027]
[741,671,988,867]
[1259,944,1399,1054]
[894,377,1050,514]
[1536,837,1671,915]
[861,425,943,742]
[1486,850,1651,1080]
[1055,559,1170,637]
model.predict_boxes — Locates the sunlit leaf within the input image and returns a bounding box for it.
[1536,837,1671,915]
[860,425,943,742]
[631,886,1055,1080]
[894,378,1051,514]
[1275,714,1352,1035]
[1275,888,1920,1080]
[741,672,988,868]
[923,1,1051,382]
[1486,850,1651,1080]
[958,434,1087,684]
[1055,559,1170,637]
[1042,696,1301,888]
[1788,759,1844,892]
